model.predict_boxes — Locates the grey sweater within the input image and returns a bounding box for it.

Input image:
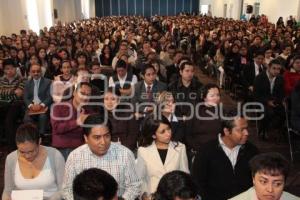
[2,146,65,200]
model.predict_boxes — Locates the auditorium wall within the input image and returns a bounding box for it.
[201,0,300,23]
[0,0,95,36]
[95,0,199,17]
[0,0,28,36]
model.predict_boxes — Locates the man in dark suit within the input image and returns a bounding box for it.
[242,51,265,96]
[192,110,258,200]
[253,59,285,139]
[132,64,167,115]
[165,50,184,84]
[24,64,52,135]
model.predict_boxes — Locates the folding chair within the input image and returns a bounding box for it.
[283,97,300,162]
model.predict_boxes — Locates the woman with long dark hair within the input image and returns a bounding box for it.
[136,114,189,197]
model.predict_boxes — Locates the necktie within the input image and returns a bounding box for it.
[33,80,41,104]
[147,85,152,101]
[259,65,263,73]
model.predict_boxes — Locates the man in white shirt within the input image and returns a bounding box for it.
[63,114,141,200]
[192,110,258,200]
[109,59,137,97]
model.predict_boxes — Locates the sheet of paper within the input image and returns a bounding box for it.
[11,190,43,200]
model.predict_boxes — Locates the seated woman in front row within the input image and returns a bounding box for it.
[2,123,65,200]
[229,152,299,200]
[136,114,189,197]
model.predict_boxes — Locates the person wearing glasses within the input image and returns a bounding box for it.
[23,64,52,137]
[2,123,65,200]
[62,114,141,200]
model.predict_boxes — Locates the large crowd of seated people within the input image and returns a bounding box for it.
[1,13,300,200]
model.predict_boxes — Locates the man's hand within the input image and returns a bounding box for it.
[31,104,42,112]
[77,110,89,125]
[267,100,276,107]
[14,88,23,97]
[248,86,254,92]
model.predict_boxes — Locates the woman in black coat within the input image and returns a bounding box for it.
[102,88,139,151]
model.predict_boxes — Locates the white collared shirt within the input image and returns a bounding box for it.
[144,82,153,91]
[33,78,41,104]
[254,62,263,76]
[63,143,141,200]
[218,134,241,168]
[167,114,178,122]
[266,71,276,94]
[109,73,137,87]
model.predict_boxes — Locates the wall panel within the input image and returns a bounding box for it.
[120,0,127,15]
[159,0,167,15]
[175,0,183,14]
[144,0,151,16]
[111,0,119,15]
[184,0,190,12]
[128,0,135,15]
[103,0,110,16]
[136,0,143,15]
[168,0,175,16]
[152,0,159,16]
[95,0,198,17]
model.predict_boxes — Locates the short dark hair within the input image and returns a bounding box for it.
[201,83,220,100]
[75,82,92,92]
[76,51,88,59]
[141,64,156,75]
[179,61,193,71]
[221,109,244,136]
[3,58,16,68]
[91,61,100,67]
[73,168,118,200]
[292,55,300,64]
[269,58,283,67]
[51,53,62,61]
[105,86,121,97]
[254,50,265,58]
[83,114,113,136]
[249,152,290,180]
[154,171,198,200]
[115,59,127,69]
[15,123,40,144]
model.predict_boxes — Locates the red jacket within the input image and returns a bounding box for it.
[284,71,300,96]
[51,100,92,148]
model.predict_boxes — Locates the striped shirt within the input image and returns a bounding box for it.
[63,143,141,200]
[0,75,25,102]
